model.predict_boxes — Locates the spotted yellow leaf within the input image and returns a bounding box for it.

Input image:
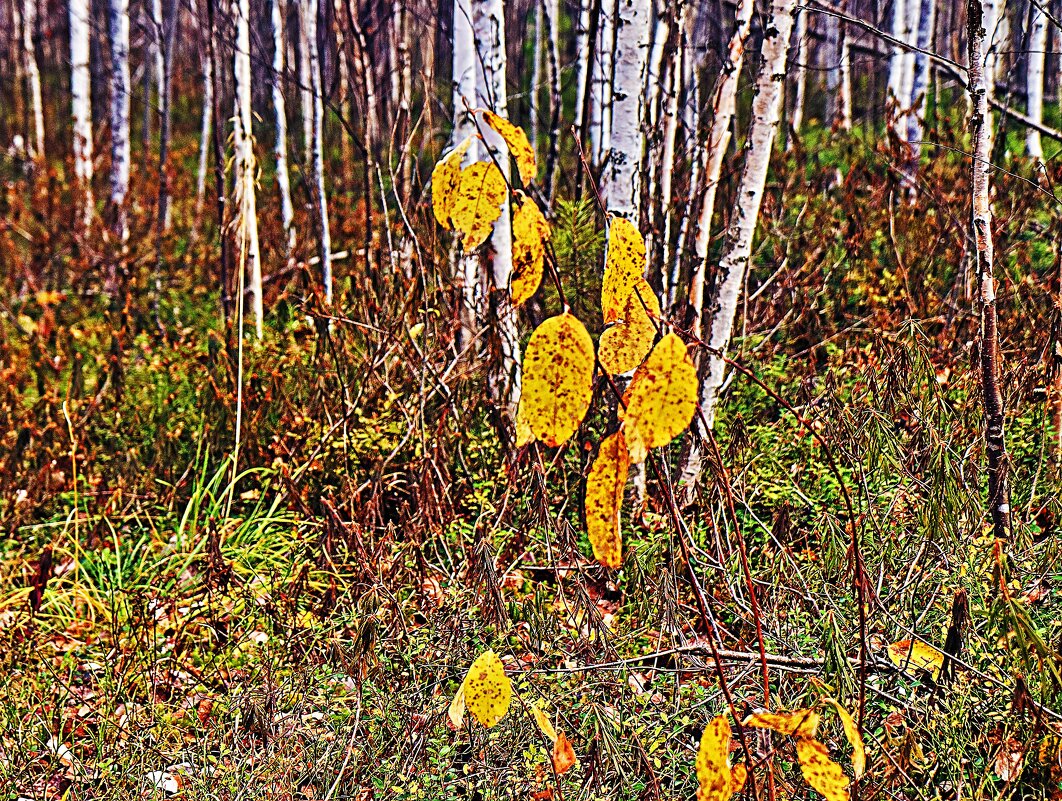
[623,333,698,463]
[796,738,850,801]
[743,708,821,738]
[584,432,629,568]
[824,698,865,779]
[520,313,595,447]
[447,678,467,728]
[729,763,747,795]
[462,650,512,728]
[511,194,550,306]
[599,277,660,375]
[601,216,646,324]
[514,397,534,447]
[452,161,507,251]
[887,639,944,679]
[696,716,740,801]
[431,136,473,229]
[482,109,536,186]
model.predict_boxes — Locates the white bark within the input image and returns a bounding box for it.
[896,0,919,131]
[679,0,797,498]
[644,0,669,132]
[656,4,685,308]
[905,0,936,170]
[689,0,754,340]
[453,0,481,351]
[604,0,651,220]
[574,0,591,135]
[194,49,213,218]
[303,0,332,305]
[787,7,808,149]
[825,10,851,130]
[1026,3,1047,159]
[590,2,615,164]
[233,0,263,337]
[70,0,94,225]
[108,0,131,240]
[887,0,909,111]
[531,1,542,154]
[23,0,44,161]
[299,3,313,165]
[272,0,296,259]
[473,0,520,409]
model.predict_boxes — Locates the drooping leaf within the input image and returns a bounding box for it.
[601,216,646,324]
[887,639,944,679]
[729,763,747,795]
[452,161,507,251]
[431,136,473,229]
[584,432,629,568]
[520,313,595,447]
[696,716,734,801]
[598,277,660,375]
[531,705,558,743]
[623,333,698,463]
[447,678,467,728]
[743,708,821,738]
[511,194,550,306]
[552,731,577,774]
[462,650,512,728]
[824,698,865,779]
[482,109,536,186]
[796,738,850,801]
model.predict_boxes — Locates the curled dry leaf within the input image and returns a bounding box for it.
[452,161,507,251]
[623,334,698,463]
[552,731,577,774]
[511,194,550,306]
[431,136,473,229]
[796,738,850,801]
[462,650,512,728]
[598,277,660,375]
[584,431,629,568]
[601,216,646,324]
[481,109,537,186]
[886,639,944,679]
[520,313,595,447]
[447,678,467,728]
[743,708,821,738]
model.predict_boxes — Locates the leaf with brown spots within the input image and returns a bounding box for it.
[482,109,537,186]
[796,738,850,801]
[462,650,512,728]
[431,136,473,229]
[510,194,550,306]
[452,161,507,251]
[584,432,628,568]
[601,216,646,324]
[520,313,595,447]
[823,698,865,779]
[696,716,737,801]
[623,333,698,463]
[598,277,659,375]
[743,708,821,738]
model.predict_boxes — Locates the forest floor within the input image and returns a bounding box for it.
[4,117,1062,800]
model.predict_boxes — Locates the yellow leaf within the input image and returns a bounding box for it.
[511,194,550,306]
[696,716,735,801]
[431,136,473,229]
[601,216,646,324]
[514,397,534,447]
[584,432,629,568]
[552,731,577,774]
[824,698,865,779]
[531,705,558,742]
[462,650,512,728]
[886,639,944,679]
[598,277,660,375]
[729,762,747,795]
[482,109,536,186]
[743,708,821,738]
[447,679,467,728]
[796,738,850,801]
[520,313,595,447]
[452,161,507,251]
[623,333,698,464]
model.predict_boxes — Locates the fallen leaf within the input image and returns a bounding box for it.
[886,638,944,679]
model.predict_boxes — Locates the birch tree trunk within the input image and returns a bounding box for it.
[787,7,808,149]
[23,0,44,162]
[473,0,520,409]
[1026,2,1047,158]
[542,0,561,201]
[70,0,94,225]
[590,1,615,165]
[688,0,755,340]
[453,0,481,351]
[897,0,919,132]
[272,0,296,260]
[967,0,1010,540]
[233,0,263,337]
[824,9,852,130]
[194,47,213,219]
[656,8,684,308]
[887,0,909,113]
[109,0,131,241]
[303,0,332,305]
[678,0,797,500]
[603,0,651,220]
[574,0,592,138]
[157,0,178,232]
[299,5,313,165]
[905,0,936,178]
[531,2,542,156]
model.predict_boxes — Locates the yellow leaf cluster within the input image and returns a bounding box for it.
[482,109,537,187]
[451,161,507,251]
[623,333,698,463]
[886,639,944,679]
[518,313,595,447]
[456,650,511,728]
[599,277,660,375]
[584,432,629,568]
[696,716,746,801]
[431,136,473,229]
[511,194,550,306]
[601,216,646,324]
